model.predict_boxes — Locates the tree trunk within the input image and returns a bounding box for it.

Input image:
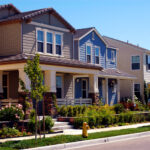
[43,97,45,138]
[35,99,38,140]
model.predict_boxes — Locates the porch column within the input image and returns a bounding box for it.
[0,71,3,98]
[18,69,30,92]
[131,80,135,102]
[89,74,99,105]
[105,78,108,105]
[117,79,120,103]
[44,70,57,116]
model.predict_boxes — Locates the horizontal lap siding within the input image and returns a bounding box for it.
[74,40,79,60]
[79,31,106,68]
[64,74,73,99]
[0,23,21,56]
[22,13,73,59]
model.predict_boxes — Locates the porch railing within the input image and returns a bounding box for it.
[57,98,92,106]
[0,99,18,108]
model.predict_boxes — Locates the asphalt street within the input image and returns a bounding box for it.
[69,136,150,150]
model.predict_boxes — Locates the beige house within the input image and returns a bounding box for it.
[103,36,150,102]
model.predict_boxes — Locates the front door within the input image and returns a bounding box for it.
[82,79,88,98]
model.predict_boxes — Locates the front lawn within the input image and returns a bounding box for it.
[0,125,150,150]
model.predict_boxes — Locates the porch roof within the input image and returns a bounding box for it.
[99,69,136,79]
[0,54,103,71]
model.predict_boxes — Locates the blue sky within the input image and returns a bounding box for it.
[1,0,150,49]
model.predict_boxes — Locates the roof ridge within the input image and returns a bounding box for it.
[76,27,95,31]
[103,36,150,51]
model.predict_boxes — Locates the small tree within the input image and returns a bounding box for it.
[20,54,46,140]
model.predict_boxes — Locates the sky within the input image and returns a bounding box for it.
[0,0,150,49]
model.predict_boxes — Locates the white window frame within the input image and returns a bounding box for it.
[55,32,63,56]
[36,28,63,57]
[37,30,44,53]
[86,43,92,63]
[111,50,115,62]
[46,31,53,54]
[131,55,140,70]
[95,46,100,64]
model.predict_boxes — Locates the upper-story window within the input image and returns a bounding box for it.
[111,50,115,62]
[132,56,140,70]
[56,34,62,55]
[86,45,91,63]
[146,55,150,70]
[37,29,63,56]
[37,30,44,53]
[95,47,100,64]
[47,32,53,54]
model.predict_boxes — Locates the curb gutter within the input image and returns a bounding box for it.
[23,131,150,150]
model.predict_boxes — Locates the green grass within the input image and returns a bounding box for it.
[1,126,150,150]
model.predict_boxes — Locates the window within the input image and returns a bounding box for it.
[37,30,44,53]
[92,32,95,40]
[86,45,91,63]
[134,84,140,99]
[47,32,53,54]
[111,50,115,62]
[95,47,100,64]
[55,34,62,55]
[132,56,140,70]
[56,76,62,98]
[146,55,150,70]
[82,79,88,98]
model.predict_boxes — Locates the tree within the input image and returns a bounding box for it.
[20,54,46,140]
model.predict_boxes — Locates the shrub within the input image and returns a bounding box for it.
[0,104,24,122]
[57,106,68,117]
[88,116,96,127]
[73,117,88,129]
[67,106,74,117]
[41,116,54,131]
[0,127,22,138]
[114,104,125,114]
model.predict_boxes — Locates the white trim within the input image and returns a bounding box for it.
[86,43,92,64]
[95,46,100,65]
[36,28,64,57]
[30,21,70,32]
[131,55,140,71]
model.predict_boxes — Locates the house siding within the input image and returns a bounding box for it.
[79,31,106,68]
[22,13,73,59]
[106,48,117,69]
[0,23,21,56]
[64,74,73,99]
[74,40,79,60]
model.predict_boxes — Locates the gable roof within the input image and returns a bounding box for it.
[0,3,20,14]
[0,5,75,33]
[74,27,107,46]
[103,36,150,53]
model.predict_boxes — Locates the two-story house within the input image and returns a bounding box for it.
[103,36,150,102]
[0,4,135,114]
[73,27,135,105]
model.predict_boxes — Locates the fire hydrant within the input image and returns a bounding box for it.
[82,122,90,138]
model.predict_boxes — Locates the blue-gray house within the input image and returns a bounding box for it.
[74,27,135,105]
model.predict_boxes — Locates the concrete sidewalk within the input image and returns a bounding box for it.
[0,122,150,143]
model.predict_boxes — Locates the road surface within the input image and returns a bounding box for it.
[69,136,150,150]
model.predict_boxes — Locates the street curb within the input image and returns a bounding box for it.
[23,131,150,150]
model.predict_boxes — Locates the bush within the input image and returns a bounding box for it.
[73,117,88,129]
[67,106,74,117]
[0,104,24,122]
[57,106,68,117]
[114,104,125,114]
[41,116,54,131]
[0,127,22,138]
